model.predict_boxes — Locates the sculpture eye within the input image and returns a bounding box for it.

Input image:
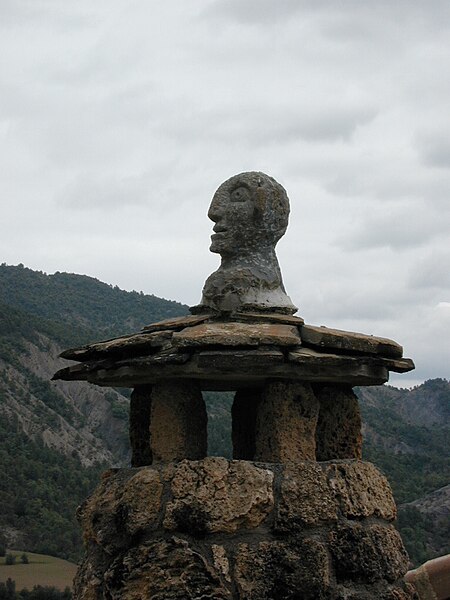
[230,186,250,203]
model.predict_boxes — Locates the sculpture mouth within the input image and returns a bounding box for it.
[213,225,228,233]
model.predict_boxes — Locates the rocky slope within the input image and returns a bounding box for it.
[0,335,129,467]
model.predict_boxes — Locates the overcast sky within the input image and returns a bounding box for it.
[1,1,449,387]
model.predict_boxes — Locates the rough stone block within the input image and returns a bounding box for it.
[324,461,397,521]
[150,379,207,462]
[212,545,231,583]
[103,537,232,599]
[254,380,319,462]
[78,468,162,553]
[164,457,274,533]
[315,385,362,460]
[329,523,409,584]
[276,462,337,529]
[73,553,105,600]
[234,539,331,600]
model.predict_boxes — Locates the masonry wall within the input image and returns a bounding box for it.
[74,458,417,600]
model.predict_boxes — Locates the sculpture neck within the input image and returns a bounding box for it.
[219,247,281,280]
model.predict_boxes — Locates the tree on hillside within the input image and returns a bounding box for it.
[0,578,15,600]
[0,531,6,556]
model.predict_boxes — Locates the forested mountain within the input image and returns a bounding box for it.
[0,264,189,560]
[0,263,448,567]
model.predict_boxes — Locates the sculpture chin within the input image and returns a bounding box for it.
[210,233,232,255]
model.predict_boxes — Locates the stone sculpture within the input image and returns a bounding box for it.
[192,171,297,314]
[54,172,418,599]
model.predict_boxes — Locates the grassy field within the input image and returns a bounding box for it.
[0,550,77,591]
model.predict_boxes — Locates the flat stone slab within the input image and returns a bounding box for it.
[142,314,211,333]
[231,312,305,326]
[53,348,390,388]
[172,322,301,348]
[288,348,414,373]
[60,331,173,361]
[197,349,285,371]
[300,325,403,358]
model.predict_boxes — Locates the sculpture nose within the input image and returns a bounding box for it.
[208,194,223,223]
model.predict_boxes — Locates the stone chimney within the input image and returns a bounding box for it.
[54,172,418,599]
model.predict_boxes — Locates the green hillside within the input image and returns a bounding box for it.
[0,263,188,341]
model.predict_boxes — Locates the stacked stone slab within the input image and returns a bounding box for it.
[54,172,417,599]
[54,313,413,468]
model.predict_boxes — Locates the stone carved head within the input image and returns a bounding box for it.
[208,172,290,258]
[191,171,297,315]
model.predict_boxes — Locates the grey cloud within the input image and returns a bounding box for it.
[204,0,303,25]
[340,212,448,252]
[408,253,450,290]
[419,135,450,169]
[61,174,153,211]
[205,0,450,30]
[158,103,377,145]
[0,0,99,30]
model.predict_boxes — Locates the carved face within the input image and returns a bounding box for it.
[208,172,289,258]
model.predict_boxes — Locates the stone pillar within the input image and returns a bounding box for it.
[315,385,362,461]
[150,379,207,463]
[129,385,152,467]
[254,380,319,462]
[232,388,262,460]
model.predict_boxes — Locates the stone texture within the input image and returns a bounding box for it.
[288,347,391,385]
[315,385,362,460]
[192,171,297,314]
[234,311,304,325]
[300,324,403,358]
[231,388,262,460]
[53,346,393,387]
[142,313,211,332]
[212,544,231,583]
[129,385,152,467]
[197,348,284,371]
[164,457,274,533]
[330,523,409,584]
[234,539,331,600]
[172,321,300,348]
[60,331,172,361]
[74,460,413,599]
[276,462,337,529]
[254,380,319,462]
[103,537,232,599]
[150,379,207,462]
[325,461,397,521]
[73,551,107,600]
[78,468,162,554]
